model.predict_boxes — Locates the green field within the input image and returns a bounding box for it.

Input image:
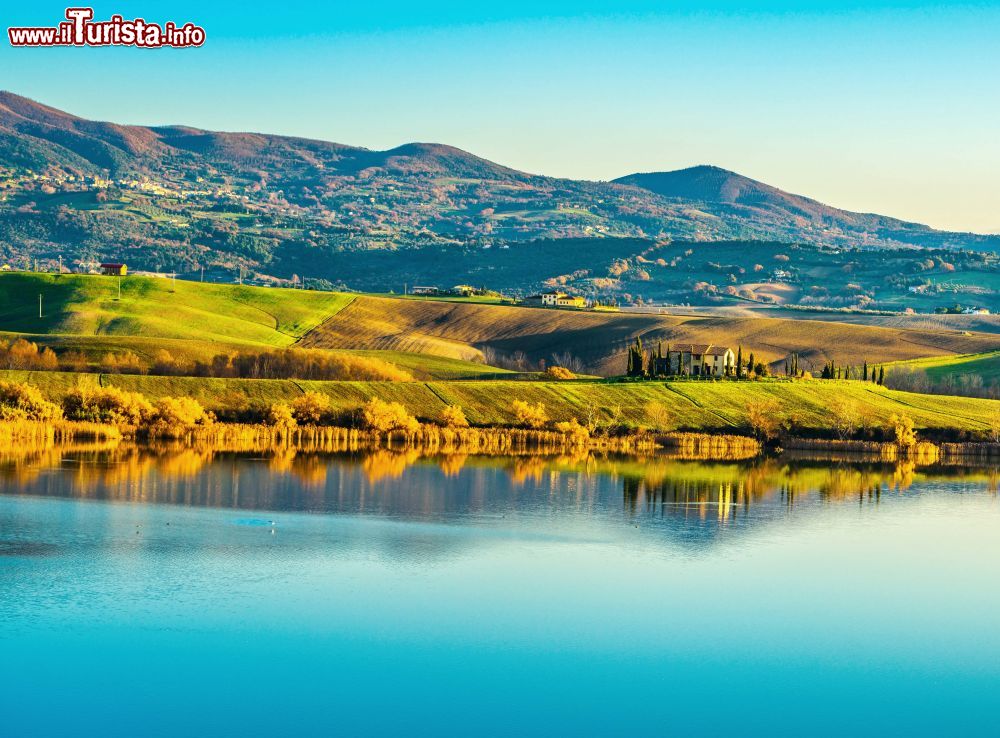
[0,273,353,345]
[889,351,1000,383]
[4,370,997,435]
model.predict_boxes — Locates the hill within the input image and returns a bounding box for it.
[2,91,998,300]
[615,165,918,235]
[298,294,1000,375]
[0,273,507,380]
[3,273,998,379]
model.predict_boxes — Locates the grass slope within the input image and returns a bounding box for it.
[0,273,354,345]
[889,351,1000,383]
[5,370,998,435]
[301,295,1000,375]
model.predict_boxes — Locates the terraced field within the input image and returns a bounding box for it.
[300,295,1000,375]
[5,370,997,435]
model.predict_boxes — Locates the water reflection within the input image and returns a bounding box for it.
[0,442,996,532]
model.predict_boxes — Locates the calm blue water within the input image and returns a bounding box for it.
[1,450,999,736]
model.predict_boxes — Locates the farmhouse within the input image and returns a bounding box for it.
[524,291,586,308]
[100,262,127,276]
[654,344,735,376]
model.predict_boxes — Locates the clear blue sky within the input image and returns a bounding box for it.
[2,1,998,232]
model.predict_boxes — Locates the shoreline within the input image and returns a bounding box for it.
[4,419,1000,465]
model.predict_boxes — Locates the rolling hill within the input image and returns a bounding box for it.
[2,91,998,298]
[298,294,1000,375]
[3,273,999,380]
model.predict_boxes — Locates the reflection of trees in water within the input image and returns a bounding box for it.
[620,459,993,521]
[1,439,998,520]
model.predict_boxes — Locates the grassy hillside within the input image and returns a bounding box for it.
[0,272,353,345]
[301,294,1000,375]
[5,370,997,436]
[889,351,1000,384]
[0,273,513,379]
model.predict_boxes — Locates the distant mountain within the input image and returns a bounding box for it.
[0,91,997,296]
[614,165,942,243]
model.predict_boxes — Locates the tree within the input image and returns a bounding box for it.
[736,346,743,378]
[878,366,885,386]
[745,398,781,440]
[863,361,869,381]
[291,391,331,424]
[747,352,756,377]
[645,401,674,431]
[148,397,214,436]
[625,337,646,377]
[889,413,917,449]
[829,398,861,440]
[266,403,298,433]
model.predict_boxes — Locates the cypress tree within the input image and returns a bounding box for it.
[863,361,869,381]
[736,346,743,378]
[878,366,885,385]
[748,352,755,377]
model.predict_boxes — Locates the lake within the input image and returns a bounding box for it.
[1,446,998,736]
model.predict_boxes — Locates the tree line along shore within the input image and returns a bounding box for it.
[1,371,1000,459]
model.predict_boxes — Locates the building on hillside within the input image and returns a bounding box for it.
[100,262,127,276]
[555,294,586,308]
[653,343,735,376]
[524,291,586,308]
[410,286,439,295]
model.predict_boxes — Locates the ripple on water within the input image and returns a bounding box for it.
[0,540,60,557]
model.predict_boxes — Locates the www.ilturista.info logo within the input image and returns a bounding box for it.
[8,7,205,48]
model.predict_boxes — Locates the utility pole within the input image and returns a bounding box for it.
[201,266,204,283]
[38,293,42,318]
[117,275,122,300]
[171,273,176,293]
[58,255,62,273]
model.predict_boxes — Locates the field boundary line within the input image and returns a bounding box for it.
[659,382,737,427]
[294,295,358,346]
[423,383,451,407]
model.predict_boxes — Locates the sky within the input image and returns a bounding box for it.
[1,1,998,232]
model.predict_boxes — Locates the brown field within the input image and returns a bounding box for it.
[299,296,1000,376]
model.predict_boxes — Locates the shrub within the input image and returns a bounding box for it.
[512,399,548,429]
[266,403,298,433]
[291,391,332,425]
[100,351,145,375]
[62,386,153,426]
[148,397,214,436]
[440,405,469,428]
[361,398,419,433]
[150,349,191,376]
[545,366,576,380]
[554,418,590,444]
[0,381,61,421]
[204,348,412,382]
